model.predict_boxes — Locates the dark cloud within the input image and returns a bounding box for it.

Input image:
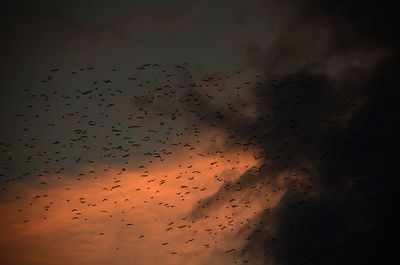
[188,57,399,264]
[185,1,400,264]
[267,55,400,264]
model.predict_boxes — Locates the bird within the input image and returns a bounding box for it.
[2,63,370,265]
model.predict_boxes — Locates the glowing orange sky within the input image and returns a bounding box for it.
[0,140,288,265]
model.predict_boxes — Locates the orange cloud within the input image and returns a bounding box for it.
[0,143,271,265]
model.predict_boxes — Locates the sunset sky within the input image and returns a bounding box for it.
[1,1,399,265]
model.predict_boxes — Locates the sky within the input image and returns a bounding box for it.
[0,1,399,265]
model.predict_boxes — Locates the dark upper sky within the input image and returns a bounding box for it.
[0,1,399,265]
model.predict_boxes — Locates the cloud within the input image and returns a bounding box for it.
[197,1,400,264]
[1,1,399,264]
[0,133,262,265]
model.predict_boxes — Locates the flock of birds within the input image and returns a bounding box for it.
[0,63,361,264]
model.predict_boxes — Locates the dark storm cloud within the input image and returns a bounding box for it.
[257,56,400,265]
[186,1,400,264]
